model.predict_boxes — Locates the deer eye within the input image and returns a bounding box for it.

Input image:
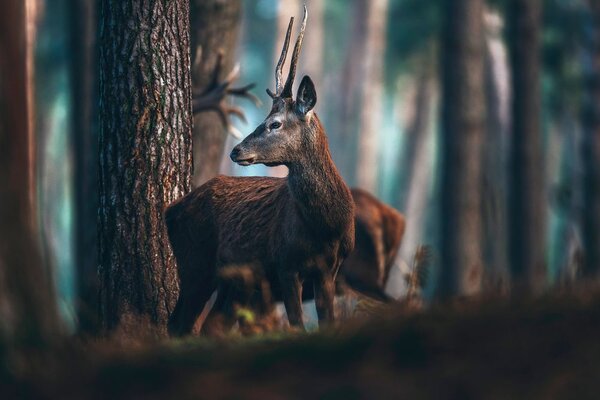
[269,121,282,130]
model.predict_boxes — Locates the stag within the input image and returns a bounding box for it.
[166,7,354,335]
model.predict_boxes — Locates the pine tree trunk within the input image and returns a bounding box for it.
[191,0,241,186]
[581,1,600,279]
[508,0,546,293]
[98,0,193,335]
[439,0,485,297]
[0,0,60,349]
[70,0,99,334]
[355,0,389,194]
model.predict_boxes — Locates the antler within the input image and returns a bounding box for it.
[281,5,307,98]
[267,17,294,99]
[192,48,261,138]
[267,5,308,99]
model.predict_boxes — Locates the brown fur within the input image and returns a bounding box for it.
[208,189,406,330]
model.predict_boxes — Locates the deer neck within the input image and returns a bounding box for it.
[286,116,353,233]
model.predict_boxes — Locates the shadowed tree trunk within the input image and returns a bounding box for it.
[438,0,485,298]
[355,0,389,194]
[482,7,510,292]
[70,0,99,334]
[98,0,193,336]
[0,0,60,351]
[581,1,600,279]
[191,0,241,186]
[507,0,546,293]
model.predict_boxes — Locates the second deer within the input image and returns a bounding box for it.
[166,7,354,336]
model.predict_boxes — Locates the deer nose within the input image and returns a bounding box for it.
[230,146,241,162]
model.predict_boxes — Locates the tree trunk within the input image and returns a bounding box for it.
[581,1,600,279]
[0,0,60,350]
[70,0,99,334]
[355,0,389,194]
[482,7,510,292]
[438,0,485,298]
[191,0,241,186]
[336,0,369,185]
[507,0,546,293]
[98,0,193,336]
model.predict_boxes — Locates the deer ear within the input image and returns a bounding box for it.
[296,75,317,116]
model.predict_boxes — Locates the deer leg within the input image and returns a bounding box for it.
[168,281,215,337]
[279,272,304,329]
[313,271,336,325]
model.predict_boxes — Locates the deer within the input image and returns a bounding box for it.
[205,189,405,333]
[166,6,355,336]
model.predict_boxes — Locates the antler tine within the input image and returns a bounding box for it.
[281,5,307,98]
[274,17,294,96]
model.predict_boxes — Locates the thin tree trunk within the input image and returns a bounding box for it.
[70,0,99,334]
[336,0,369,185]
[0,0,60,350]
[438,0,485,298]
[98,0,193,336]
[482,7,510,292]
[581,1,600,278]
[508,0,546,293]
[355,0,389,194]
[191,0,241,186]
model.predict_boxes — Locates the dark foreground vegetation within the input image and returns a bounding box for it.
[3,290,600,400]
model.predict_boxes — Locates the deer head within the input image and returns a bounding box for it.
[230,6,318,167]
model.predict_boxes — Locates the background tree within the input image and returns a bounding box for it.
[191,0,242,186]
[355,0,389,194]
[581,0,600,279]
[438,0,485,297]
[98,0,193,335]
[507,0,546,293]
[69,0,98,333]
[0,0,60,352]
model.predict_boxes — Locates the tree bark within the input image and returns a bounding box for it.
[355,0,389,194]
[581,1,600,279]
[0,0,60,350]
[98,0,193,335]
[507,0,546,293]
[191,0,241,186]
[70,0,99,334]
[438,0,485,297]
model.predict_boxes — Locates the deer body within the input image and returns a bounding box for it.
[166,8,354,335]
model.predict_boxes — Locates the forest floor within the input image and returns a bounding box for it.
[3,289,600,399]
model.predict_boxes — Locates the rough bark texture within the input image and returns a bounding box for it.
[439,0,485,297]
[0,0,60,349]
[355,0,389,194]
[508,0,546,293]
[70,0,99,334]
[191,0,241,186]
[581,1,600,279]
[98,0,193,335]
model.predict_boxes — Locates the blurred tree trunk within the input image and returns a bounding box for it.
[393,69,436,286]
[355,0,389,194]
[336,0,368,185]
[301,0,324,89]
[507,0,546,293]
[0,0,60,350]
[438,0,485,298]
[482,7,510,292]
[70,0,99,334]
[98,0,193,336]
[581,1,600,279]
[191,0,241,186]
